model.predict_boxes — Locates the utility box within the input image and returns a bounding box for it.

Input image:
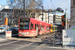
[6,31,12,38]
[62,30,75,46]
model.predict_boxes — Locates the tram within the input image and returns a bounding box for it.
[18,18,50,37]
[50,24,57,33]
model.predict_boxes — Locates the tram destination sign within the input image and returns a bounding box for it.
[20,19,30,22]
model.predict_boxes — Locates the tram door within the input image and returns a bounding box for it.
[35,24,38,35]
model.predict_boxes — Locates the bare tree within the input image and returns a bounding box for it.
[7,0,42,9]
[7,0,43,24]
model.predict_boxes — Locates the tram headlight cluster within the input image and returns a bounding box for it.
[27,32,29,34]
[19,32,29,35]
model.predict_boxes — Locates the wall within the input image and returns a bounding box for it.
[70,0,75,26]
[62,30,75,46]
[35,12,48,23]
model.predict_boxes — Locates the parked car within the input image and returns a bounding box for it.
[0,27,6,33]
[10,27,18,33]
[9,27,18,36]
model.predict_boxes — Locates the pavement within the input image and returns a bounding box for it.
[0,38,75,50]
[0,40,74,50]
[0,33,75,50]
[0,38,7,42]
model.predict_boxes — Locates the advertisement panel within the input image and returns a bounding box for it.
[6,31,12,38]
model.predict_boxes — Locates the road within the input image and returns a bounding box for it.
[0,32,74,50]
[0,39,74,50]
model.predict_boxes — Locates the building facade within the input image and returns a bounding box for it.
[0,5,9,25]
[70,0,75,26]
[0,8,49,25]
[35,11,48,23]
[53,15,62,24]
[48,13,53,24]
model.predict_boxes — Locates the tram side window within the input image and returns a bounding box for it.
[41,25,42,30]
[49,26,51,29]
[38,25,40,29]
[35,24,36,30]
[42,25,44,31]
[37,24,38,27]
[30,22,33,30]
[46,26,49,30]
[48,26,49,30]
[42,25,43,27]
[46,26,47,30]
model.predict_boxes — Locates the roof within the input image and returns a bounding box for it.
[0,5,9,11]
[19,17,49,24]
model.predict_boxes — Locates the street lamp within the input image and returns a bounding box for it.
[23,0,25,17]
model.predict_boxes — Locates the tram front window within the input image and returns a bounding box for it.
[20,19,30,30]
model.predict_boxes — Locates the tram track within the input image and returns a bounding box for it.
[14,33,54,50]
[35,32,59,50]
[15,42,34,50]
[0,32,61,50]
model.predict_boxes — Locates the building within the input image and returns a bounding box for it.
[0,5,9,10]
[36,12,48,23]
[53,15,62,24]
[0,5,9,25]
[70,0,75,26]
[48,13,53,24]
[0,8,49,25]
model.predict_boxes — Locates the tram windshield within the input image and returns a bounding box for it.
[20,19,30,30]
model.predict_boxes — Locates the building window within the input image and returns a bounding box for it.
[1,13,4,16]
[73,0,75,6]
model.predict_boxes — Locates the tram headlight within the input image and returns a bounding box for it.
[27,32,29,34]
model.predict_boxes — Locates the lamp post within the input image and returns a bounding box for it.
[42,6,43,21]
[23,0,25,17]
[65,9,67,30]
[10,0,14,24]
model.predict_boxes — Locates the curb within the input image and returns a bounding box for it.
[0,38,7,42]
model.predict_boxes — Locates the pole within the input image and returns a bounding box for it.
[42,6,43,21]
[48,11,49,23]
[53,26,55,47]
[11,2,13,24]
[23,0,25,17]
[65,9,67,30]
[53,33,55,47]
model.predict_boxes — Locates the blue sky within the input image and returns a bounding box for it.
[0,0,7,5]
[43,0,71,19]
[0,0,71,19]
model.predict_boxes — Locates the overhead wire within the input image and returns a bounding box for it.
[43,0,50,9]
[50,0,55,9]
